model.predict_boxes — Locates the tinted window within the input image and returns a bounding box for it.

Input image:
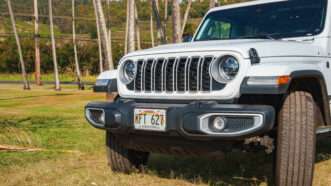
[195,0,327,41]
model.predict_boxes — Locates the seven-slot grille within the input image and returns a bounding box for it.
[126,56,226,92]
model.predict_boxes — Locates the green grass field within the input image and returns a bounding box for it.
[0,73,96,83]
[0,84,330,186]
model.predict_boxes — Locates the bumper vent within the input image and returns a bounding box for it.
[127,56,225,93]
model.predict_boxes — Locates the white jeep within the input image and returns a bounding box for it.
[85,0,331,185]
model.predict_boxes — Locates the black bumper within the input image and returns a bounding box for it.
[85,99,275,140]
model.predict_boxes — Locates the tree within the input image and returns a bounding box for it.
[92,0,103,73]
[135,4,141,50]
[72,0,84,90]
[128,0,135,53]
[124,1,129,54]
[7,0,30,90]
[151,0,166,44]
[172,0,181,43]
[163,0,168,42]
[181,0,192,37]
[106,0,113,69]
[94,0,114,70]
[150,11,155,47]
[48,0,61,91]
[209,0,217,9]
[164,0,168,22]
[33,0,41,86]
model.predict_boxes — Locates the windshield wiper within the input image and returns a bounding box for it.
[238,34,279,40]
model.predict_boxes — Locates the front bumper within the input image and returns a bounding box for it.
[85,99,275,140]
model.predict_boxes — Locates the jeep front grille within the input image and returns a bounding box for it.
[127,56,225,92]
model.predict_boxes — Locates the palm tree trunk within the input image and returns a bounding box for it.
[7,0,30,90]
[209,0,216,9]
[164,0,168,22]
[92,0,103,73]
[48,0,61,91]
[181,0,192,38]
[33,0,41,86]
[135,4,141,50]
[151,0,166,44]
[106,0,113,69]
[150,12,155,48]
[172,0,181,43]
[94,0,113,70]
[124,1,129,54]
[163,0,168,42]
[72,0,84,90]
[128,0,135,53]
[181,0,192,37]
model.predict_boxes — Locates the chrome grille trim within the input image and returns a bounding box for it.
[128,55,225,93]
[161,58,168,91]
[184,57,191,91]
[141,59,147,91]
[151,59,157,91]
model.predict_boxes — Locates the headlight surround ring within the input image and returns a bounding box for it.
[211,55,240,84]
[120,60,137,84]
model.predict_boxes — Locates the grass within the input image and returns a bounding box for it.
[0,73,97,82]
[0,84,330,186]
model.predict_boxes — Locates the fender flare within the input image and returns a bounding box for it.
[289,70,331,126]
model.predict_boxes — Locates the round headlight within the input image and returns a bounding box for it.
[211,56,239,83]
[121,60,137,84]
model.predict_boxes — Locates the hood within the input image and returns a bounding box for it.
[125,39,320,59]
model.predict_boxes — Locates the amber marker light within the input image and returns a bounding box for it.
[277,76,291,85]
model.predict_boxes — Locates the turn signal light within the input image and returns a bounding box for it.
[277,76,291,85]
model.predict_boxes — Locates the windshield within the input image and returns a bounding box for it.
[195,0,327,41]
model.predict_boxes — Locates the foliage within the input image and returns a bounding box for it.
[0,37,123,74]
[0,0,248,75]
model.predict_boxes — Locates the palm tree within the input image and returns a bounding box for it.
[151,0,166,44]
[33,0,41,86]
[128,0,135,53]
[163,0,168,42]
[150,11,155,47]
[48,0,61,91]
[172,0,181,43]
[92,0,103,73]
[124,1,129,54]
[72,0,84,90]
[106,0,113,69]
[135,4,141,50]
[7,0,30,90]
[164,0,168,22]
[94,0,114,70]
[181,0,192,37]
[209,0,216,9]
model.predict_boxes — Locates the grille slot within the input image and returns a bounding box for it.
[128,56,225,93]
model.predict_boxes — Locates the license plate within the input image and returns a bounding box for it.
[134,109,166,131]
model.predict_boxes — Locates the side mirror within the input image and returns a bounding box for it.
[182,35,193,43]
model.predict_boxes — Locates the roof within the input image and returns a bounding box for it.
[208,0,288,13]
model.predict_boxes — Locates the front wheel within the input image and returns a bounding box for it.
[276,91,317,186]
[106,132,149,173]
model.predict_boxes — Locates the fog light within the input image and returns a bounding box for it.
[212,116,226,131]
[86,108,105,128]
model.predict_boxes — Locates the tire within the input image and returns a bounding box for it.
[106,132,149,173]
[276,91,317,186]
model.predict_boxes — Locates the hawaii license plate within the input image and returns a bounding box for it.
[134,109,167,131]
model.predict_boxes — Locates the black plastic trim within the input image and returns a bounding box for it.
[291,70,331,126]
[85,99,275,140]
[240,70,331,126]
